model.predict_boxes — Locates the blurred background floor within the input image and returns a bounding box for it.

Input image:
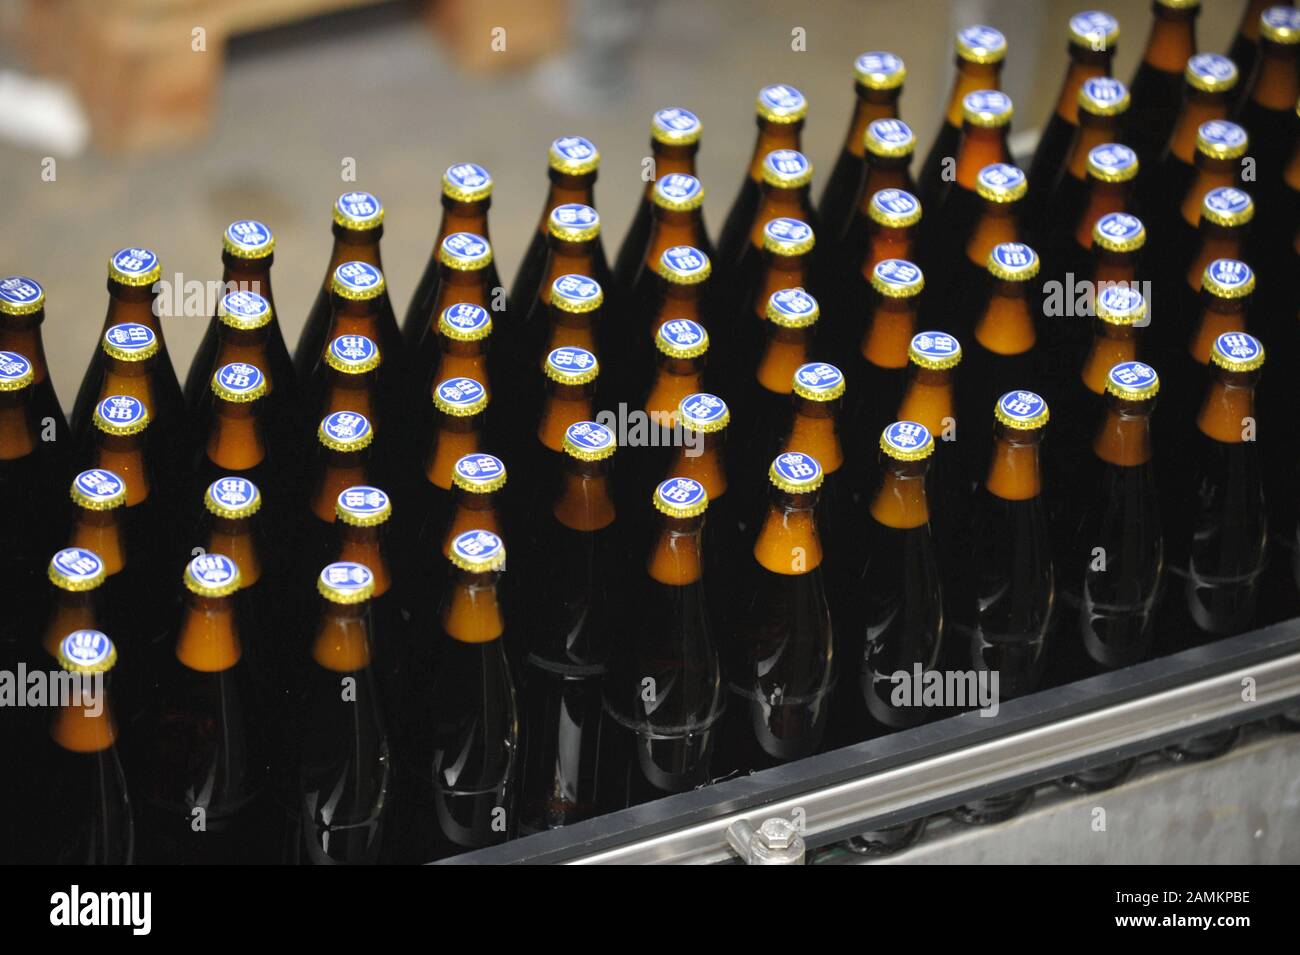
[0,0,1241,404]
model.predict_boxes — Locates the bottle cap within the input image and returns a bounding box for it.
[1095,284,1147,325]
[549,136,600,175]
[205,476,262,519]
[545,346,600,385]
[212,361,267,403]
[1078,76,1130,116]
[864,118,915,158]
[0,275,45,315]
[657,245,712,285]
[961,90,1013,127]
[871,258,925,298]
[1185,52,1239,92]
[909,331,963,370]
[651,107,703,145]
[336,485,392,527]
[652,173,705,211]
[975,162,1027,202]
[562,420,616,461]
[93,395,148,436]
[185,553,241,598]
[223,220,275,259]
[653,476,709,518]
[1210,331,1265,372]
[854,51,906,89]
[955,25,1007,64]
[1202,258,1255,299]
[1195,120,1248,160]
[769,451,824,493]
[317,410,373,451]
[655,318,709,359]
[452,453,508,493]
[765,287,820,327]
[1260,6,1300,44]
[1092,211,1146,252]
[1086,143,1139,182]
[443,162,494,202]
[880,420,935,461]
[1156,0,1199,9]
[333,191,384,230]
[432,376,488,416]
[551,274,604,313]
[1069,11,1119,48]
[101,323,157,362]
[49,547,105,592]
[71,469,126,511]
[448,529,507,573]
[331,261,386,300]
[868,188,922,228]
[1105,360,1161,401]
[57,630,116,674]
[678,393,730,433]
[792,362,846,401]
[324,334,381,375]
[987,242,1040,281]
[439,303,493,340]
[755,84,807,123]
[218,289,273,330]
[994,390,1050,430]
[762,217,816,256]
[108,247,161,287]
[1200,186,1254,227]
[761,149,813,188]
[439,232,493,270]
[548,203,601,242]
[318,561,376,603]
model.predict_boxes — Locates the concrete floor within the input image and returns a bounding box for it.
[0,0,1242,404]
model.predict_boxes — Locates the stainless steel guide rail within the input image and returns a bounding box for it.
[440,621,1300,865]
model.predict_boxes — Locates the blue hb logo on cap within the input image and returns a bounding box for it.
[75,469,124,501]
[1207,258,1253,289]
[1199,120,1247,148]
[451,529,504,563]
[1204,187,1252,215]
[52,547,103,583]
[656,477,706,509]
[330,335,378,365]
[884,420,933,454]
[1262,6,1300,32]
[436,377,485,407]
[552,136,597,162]
[0,275,42,306]
[856,51,904,77]
[225,220,273,251]
[680,393,727,424]
[868,118,914,147]
[992,242,1037,270]
[1098,283,1144,314]
[794,362,843,393]
[322,410,371,442]
[1214,331,1262,365]
[1081,77,1127,105]
[189,553,239,588]
[958,25,1006,52]
[773,451,822,485]
[111,248,157,276]
[1096,211,1144,240]
[97,395,145,425]
[454,453,505,484]
[335,261,382,291]
[758,84,805,112]
[61,630,112,667]
[999,390,1047,422]
[565,420,614,452]
[978,163,1025,190]
[442,232,491,260]
[443,303,490,332]
[0,351,31,381]
[547,346,597,375]
[336,191,382,222]
[1108,361,1158,393]
[655,174,702,203]
[769,287,818,318]
[662,245,708,274]
[874,258,923,287]
[321,560,374,591]
[964,90,1012,115]
[446,162,491,190]
[872,189,919,216]
[550,203,599,229]
[653,107,701,135]
[1070,11,1117,41]
[552,274,601,303]
[210,476,259,509]
[1187,52,1237,83]
[912,331,960,359]
[763,149,810,178]
[338,485,388,515]
[217,362,264,394]
[658,318,705,348]
[221,290,270,321]
[105,323,155,351]
[1089,143,1137,171]
[764,217,813,245]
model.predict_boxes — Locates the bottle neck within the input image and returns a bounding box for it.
[1093,398,1154,467]
[842,86,901,154]
[206,400,267,471]
[214,325,276,393]
[853,157,914,215]
[431,269,493,328]
[104,282,160,339]
[539,172,596,233]
[645,357,703,426]
[91,432,151,506]
[424,413,482,488]
[1189,295,1249,365]
[861,296,918,369]
[541,238,601,305]
[985,427,1044,502]
[1197,369,1257,444]
[1091,247,1140,286]
[312,447,369,522]
[974,281,1037,356]
[221,255,274,308]
[643,142,697,197]
[753,254,813,321]
[651,282,707,332]
[749,187,810,249]
[897,366,957,437]
[438,198,490,246]
[1141,6,1197,74]
[441,569,505,644]
[753,490,823,575]
[443,490,504,557]
[99,355,155,411]
[552,458,616,531]
[328,297,386,349]
[0,390,36,460]
[42,589,99,659]
[311,601,372,671]
[50,680,118,753]
[206,515,262,588]
[1180,157,1239,228]
[1081,320,1139,395]
[1054,48,1111,124]
[667,432,728,502]
[647,515,706,585]
[1074,180,1129,250]
[1249,40,1300,111]
[783,398,844,473]
[337,523,392,597]
[541,305,599,362]
[1066,113,1122,180]
[955,125,1010,191]
[964,201,1021,266]
[1188,224,1246,291]
[538,382,594,452]
[321,369,378,422]
[1168,89,1229,165]
[870,459,931,529]
[70,507,125,577]
[175,593,242,673]
[756,324,812,394]
[944,60,1002,127]
[746,119,802,182]
[0,311,50,385]
[645,208,707,270]
[863,223,916,276]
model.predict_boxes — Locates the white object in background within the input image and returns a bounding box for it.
[0,69,90,157]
